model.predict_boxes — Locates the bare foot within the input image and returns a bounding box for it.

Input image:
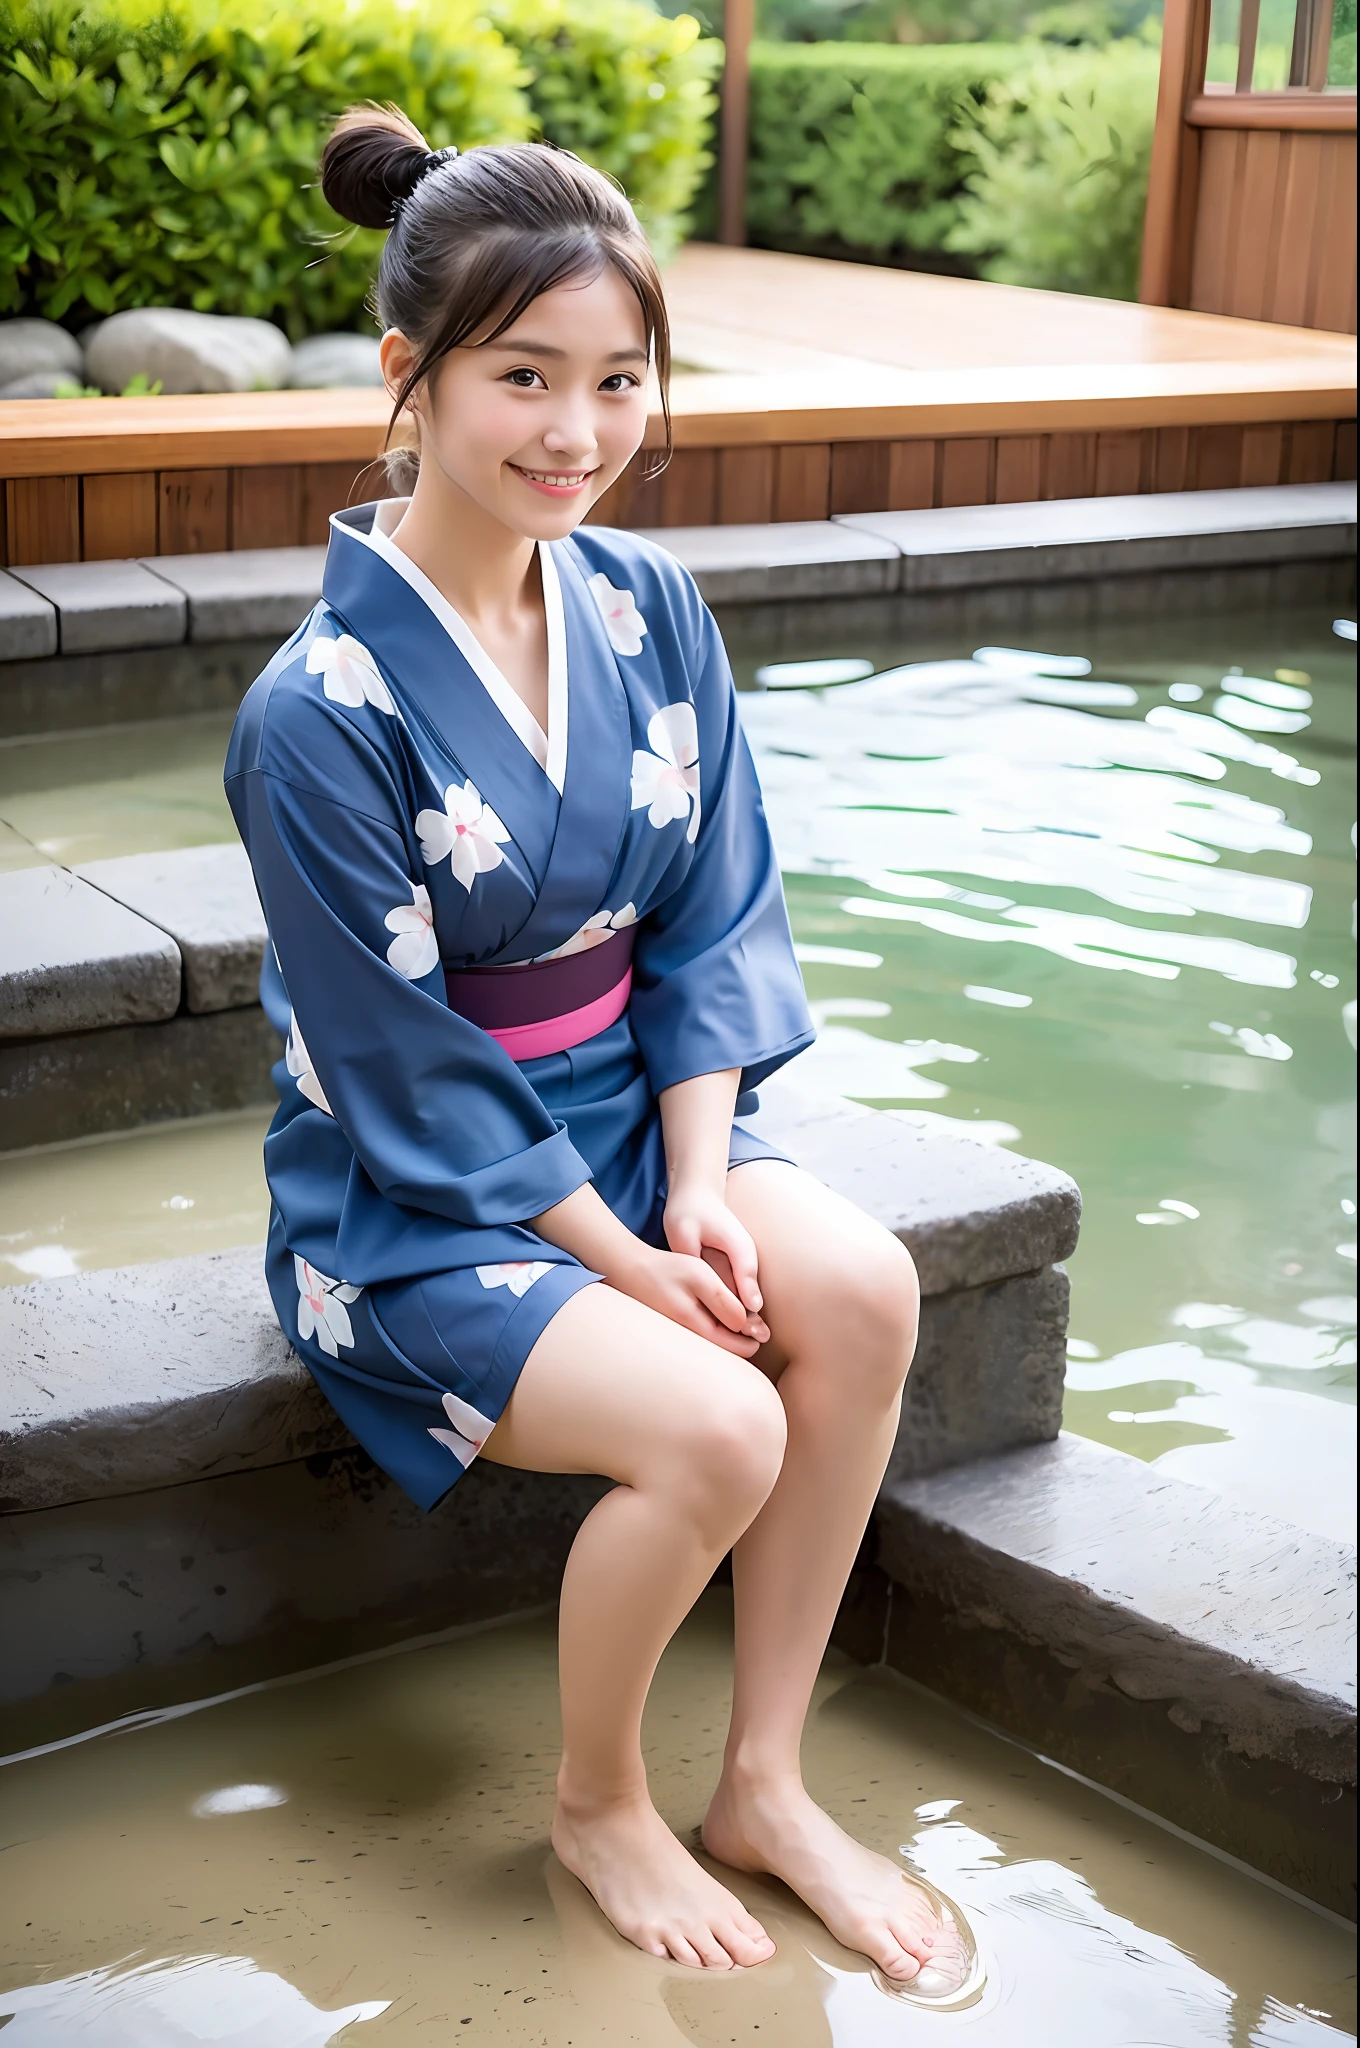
[703,1771,940,1983]
[552,1791,777,1970]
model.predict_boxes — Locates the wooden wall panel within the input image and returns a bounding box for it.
[886,440,937,510]
[1185,121,1356,335]
[939,438,994,507]
[231,465,302,549]
[159,469,229,554]
[1285,420,1336,482]
[995,436,1045,503]
[1268,134,1326,327]
[1308,134,1357,333]
[1189,424,1244,488]
[1153,426,1192,491]
[1334,420,1357,481]
[1239,423,1286,486]
[718,446,774,523]
[773,444,830,521]
[660,448,717,527]
[300,461,366,543]
[1232,129,1285,322]
[1095,431,1151,496]
[1044,434,1098,499]
[830,441,890,516]
[82,472,158,560]
[5,476,80,564]
[1189,129,1243,315]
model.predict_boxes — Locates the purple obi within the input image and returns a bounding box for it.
[444,927,635,1062]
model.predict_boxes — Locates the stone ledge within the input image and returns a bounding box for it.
[634,521,900,604]
[874,1434,1357,1914]
[751,1078,1080,1296]
[9,558,184,654]
[0,1088,1076,1513]
[77,843,266,1013]
[143,545,326,642]
[0,569,57,661]
[0,865,182,1041]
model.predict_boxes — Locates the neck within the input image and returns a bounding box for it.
[388,458,538,627]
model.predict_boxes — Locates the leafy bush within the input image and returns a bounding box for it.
[0,0,718,332]
[493,0,720,263]
[743,35,1158,296]
[946,41,1160,298]
[745,41,1017,260]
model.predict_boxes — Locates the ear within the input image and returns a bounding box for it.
[379,329,419,406]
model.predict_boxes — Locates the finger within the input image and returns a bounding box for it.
[701,1218,763,1316]
[682,1299,760,1358]
[665,1212,703,1259]
[693,1262,751,1335]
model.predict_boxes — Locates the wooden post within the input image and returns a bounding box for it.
[1138,0,1211,305]
[718,0,754,247]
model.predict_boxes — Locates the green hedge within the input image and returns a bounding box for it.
[0,0,718,333]
[744,36,1159,297]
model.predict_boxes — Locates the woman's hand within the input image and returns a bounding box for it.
[611,1235,769,1358]
[663,1181,767,1345]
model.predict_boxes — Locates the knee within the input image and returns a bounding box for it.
[820,1230,919,1404]
[673,1368,787,1540]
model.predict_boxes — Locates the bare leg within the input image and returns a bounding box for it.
[701,1162,937,1983]
[480,1280,786,1969]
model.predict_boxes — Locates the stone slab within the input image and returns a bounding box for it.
[875,1433,1357,1914]
[838,483,1358,592]
[78,842,265,1012]
[750,1077,1080,1296]
[635,521,900,604]
[890,1264,1067,1480]
[7,559,185,655]
[0,570,58,662]
[143,546,325,642]
[0,636,274,740]
[0,865,181,1041]
[0,1450,609,1734]
[0,1003,280,1150]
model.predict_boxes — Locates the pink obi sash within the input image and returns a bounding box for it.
[444,927,635,1062]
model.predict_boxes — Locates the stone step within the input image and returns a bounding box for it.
[0,1083,1078,1740]
[1,486,1353,737]
[871,1435,1357,1918]
[0,844,269,1148]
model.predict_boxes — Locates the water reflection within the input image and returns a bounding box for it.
[0,1954,388,2045]
[741,616,1355,1539]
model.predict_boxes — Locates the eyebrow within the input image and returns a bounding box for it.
[482,338,648,363]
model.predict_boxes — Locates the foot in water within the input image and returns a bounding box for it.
[703,1770,958,1986]
[552,1791,777,1970]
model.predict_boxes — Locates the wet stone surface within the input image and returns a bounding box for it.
[77,843,266,1014]
[0,1596,1353,2046]
[0,865,181,1039]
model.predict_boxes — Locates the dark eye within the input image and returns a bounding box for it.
[505,367,543,388]
[600,372,640,393]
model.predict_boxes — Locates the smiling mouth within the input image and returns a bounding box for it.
[511,465,598,493]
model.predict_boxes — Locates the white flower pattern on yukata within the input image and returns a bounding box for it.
[384,881,440,981]
[285,1012,333,1116]
[428,1389,497,1469]
[475,1261,555,1296]
[588,572,648,657]
[294,1256,361,1357]
[538,903,637,961]
[305,631,396,714]
[416,780,511,893]
[631,702,701,844]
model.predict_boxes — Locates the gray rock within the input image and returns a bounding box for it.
[0,369,80,400]
[0,1004,281,1151]
[0,570,58,662]
[77,842,266,1012]
[0,866,181,1041]
[638,520,900,605]
[0,318,81,389]
[750,1077,1080,1295]
[899,1264,1067,1480]
[85,308,293,395]
[290,332,384,388]
[8,558,185,655]
[143,545,325,640]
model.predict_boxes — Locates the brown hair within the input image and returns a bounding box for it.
[320,103,671,489]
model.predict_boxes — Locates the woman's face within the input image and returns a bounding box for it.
[381,264,653,542]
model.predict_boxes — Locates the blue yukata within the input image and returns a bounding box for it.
[225,500,814,1510]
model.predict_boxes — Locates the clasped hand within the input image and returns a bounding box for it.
[613,1182,768,1358]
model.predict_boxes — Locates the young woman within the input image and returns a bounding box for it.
[227,105,975,1996]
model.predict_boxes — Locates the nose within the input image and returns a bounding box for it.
[538,390,598,465]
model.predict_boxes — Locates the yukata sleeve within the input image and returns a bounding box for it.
[228,759,593,1228]
[628,602,814,1105]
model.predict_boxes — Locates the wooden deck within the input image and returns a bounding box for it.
[2,245,1354,565]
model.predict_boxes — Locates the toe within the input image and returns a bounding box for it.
[874,1936,922,1982]
[721,1917,776,1967]
[891,1916,937,1963]
[686,1926,736,1971]
[665,1933,708,1969]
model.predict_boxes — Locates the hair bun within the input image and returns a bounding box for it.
[321,103,440,230]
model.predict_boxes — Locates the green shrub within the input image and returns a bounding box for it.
[743,36,1158,296]
[493,0,720,263]
[0,0,718,333]
[946,41,1159,298]
[744,41,1017,260]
